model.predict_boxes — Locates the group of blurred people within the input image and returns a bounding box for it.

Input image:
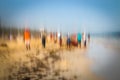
[66,32,90,49]
[23,28,90,50]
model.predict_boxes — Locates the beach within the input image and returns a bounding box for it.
[0,37,120,80]
[0,0,119,79]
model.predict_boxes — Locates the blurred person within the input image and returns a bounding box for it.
[83,32,86,48]
[42,33,46,48]
[59,33,62,47]
[71,33,77,46]
[9,34,13,41]
[88,33,90,43]
[77,33,82,48]
[50,32,53,41]
[54,32,57,43]
[24,28,31,50]
[67,33,71,48]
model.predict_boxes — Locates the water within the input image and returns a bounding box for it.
[87,37,120,80]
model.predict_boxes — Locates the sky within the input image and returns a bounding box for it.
[0,0,120,33]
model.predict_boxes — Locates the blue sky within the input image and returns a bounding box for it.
[0,0,120,33]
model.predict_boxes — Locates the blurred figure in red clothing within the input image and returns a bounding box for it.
[24,28,31,50]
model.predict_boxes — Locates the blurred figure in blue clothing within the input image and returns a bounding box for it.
[67,33,71,49]
[77,33,82,48]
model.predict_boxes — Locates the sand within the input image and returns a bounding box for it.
[0,38,104,80]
